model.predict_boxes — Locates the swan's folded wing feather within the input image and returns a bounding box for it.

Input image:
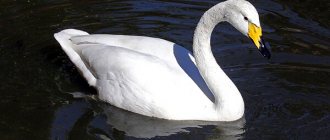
[70,34,193,66]
[75,43,183,117]
[54,29,97,86]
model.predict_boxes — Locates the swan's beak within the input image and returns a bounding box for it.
[248,23,271,59]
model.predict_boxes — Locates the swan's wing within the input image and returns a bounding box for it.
[55,29,178,116]
[74,43,184,117]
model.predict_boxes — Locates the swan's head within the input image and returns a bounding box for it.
[224,0,271,59]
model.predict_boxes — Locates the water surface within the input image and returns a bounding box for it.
[0,0,329,139]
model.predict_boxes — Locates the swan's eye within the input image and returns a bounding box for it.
[244,16,248,21]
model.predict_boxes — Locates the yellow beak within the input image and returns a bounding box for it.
[248,22,271,59]
[248,22,262,49]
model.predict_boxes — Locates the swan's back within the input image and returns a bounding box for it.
[69,33,195,67]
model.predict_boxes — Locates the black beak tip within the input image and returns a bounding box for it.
[259,39,271,59]
[262,48,271,59]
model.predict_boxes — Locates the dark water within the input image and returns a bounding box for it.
[0,0,329,139]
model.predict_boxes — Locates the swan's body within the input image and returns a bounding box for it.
[54,0,270,121]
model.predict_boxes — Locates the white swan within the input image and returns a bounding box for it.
[54,0,270,121]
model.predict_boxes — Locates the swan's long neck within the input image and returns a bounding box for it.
[193,2,244,121]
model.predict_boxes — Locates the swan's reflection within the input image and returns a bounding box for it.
[51,99,245,139]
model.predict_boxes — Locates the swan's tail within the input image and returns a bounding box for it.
[54,29,97,86]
